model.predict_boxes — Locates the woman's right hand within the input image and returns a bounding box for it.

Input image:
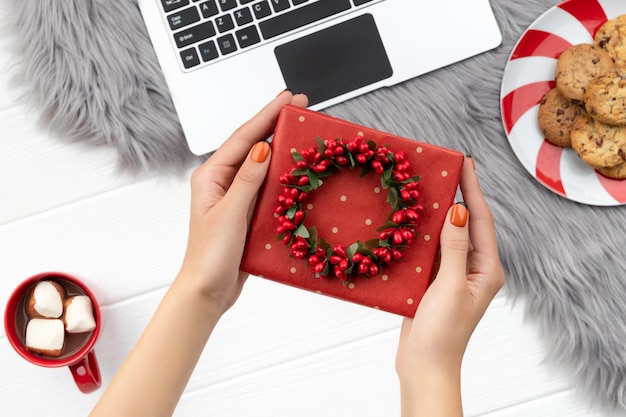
[395,156,504,416]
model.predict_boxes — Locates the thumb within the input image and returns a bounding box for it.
[222,141,271,216]
[434,202,470,284]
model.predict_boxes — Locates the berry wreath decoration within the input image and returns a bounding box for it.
[274,134,425,284]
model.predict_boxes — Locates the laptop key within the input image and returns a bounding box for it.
[161,0,190,13]
[353,0,375,5]
[200,0,219,18]
[198,40,220,61]
[292,0,308,5]
[174,21,217,48]
[259,0,351,40]
[217,33,238,55]
[168,7,201,30]
[215,14,235,33]
[234,7,253,26]
[218,0,238,12]
[236,25,261,48]
[270,0,290,13]
[251,1,272,19]
[180,47,201,68]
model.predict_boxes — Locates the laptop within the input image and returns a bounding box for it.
[138,0,502,156]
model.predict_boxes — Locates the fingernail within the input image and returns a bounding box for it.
[466,154,475,171]
[251,141,270,163]
[276,88,291,97]
[450,202,468,227]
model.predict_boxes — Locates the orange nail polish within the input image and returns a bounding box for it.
[251,141,270,162]
[466,154,475,171]
[276,88,291,97]
[450,203,468,227]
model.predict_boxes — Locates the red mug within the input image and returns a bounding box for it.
[4,272,102,394]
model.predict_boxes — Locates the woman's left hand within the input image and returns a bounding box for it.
[178,91,308,314]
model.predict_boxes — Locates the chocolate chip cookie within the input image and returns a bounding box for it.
[595,14,626,67]
[597,161,626,179]
[538,88,586,147]
[584,69,626,126]
[555,44,614,103]
[570,113,626,168]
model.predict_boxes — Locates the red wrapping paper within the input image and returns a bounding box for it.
[241,105,464,317]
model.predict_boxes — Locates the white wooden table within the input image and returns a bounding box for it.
[0,12,623,416]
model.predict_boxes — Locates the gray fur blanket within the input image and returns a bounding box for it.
[6,0,626,409]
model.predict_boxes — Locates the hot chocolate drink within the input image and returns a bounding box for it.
[14,278,96,359]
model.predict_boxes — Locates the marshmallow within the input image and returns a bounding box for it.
[26,280,65,319]
[64,296,96,333]
[25,318,65,357]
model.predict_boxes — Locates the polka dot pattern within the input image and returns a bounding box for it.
[242,106,466,317]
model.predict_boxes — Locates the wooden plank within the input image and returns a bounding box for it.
[0,177,191,313]
[0,100,139,224]
[478,389,626,417]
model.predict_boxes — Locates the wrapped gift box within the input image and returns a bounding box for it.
[241,105,464,317]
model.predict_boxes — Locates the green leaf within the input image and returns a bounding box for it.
[294,224,310,238]
[381,166,393,189]
[376,221,398,232]
[387,187,399,208]
[346,242,360,259]
[319,238,331,251]
[286,206,298,219]
[364,239,380,248]
[348,152,356,168]
[315,135,326,152]
[308,173,320,190]
[359,163,373,177]
[356,242,377,257]
[291,167,309,176]
[298,184,313,193]
[291,151,304,162]
[308,226,318,248]
[316,169,334,178]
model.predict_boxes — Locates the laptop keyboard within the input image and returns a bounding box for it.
[159,0,380,70]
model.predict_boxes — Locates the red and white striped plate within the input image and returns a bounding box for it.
[501,0,626,206]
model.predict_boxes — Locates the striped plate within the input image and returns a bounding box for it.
[500,0,626,206]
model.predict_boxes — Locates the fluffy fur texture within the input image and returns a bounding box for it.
[7,0,626,409]
[6,0,203,173]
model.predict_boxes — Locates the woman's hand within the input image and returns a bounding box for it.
[178,91,308,314]
[89,91,308,417]
[395,156,504,416]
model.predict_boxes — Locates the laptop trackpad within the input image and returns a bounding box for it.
[274,14,393,106]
